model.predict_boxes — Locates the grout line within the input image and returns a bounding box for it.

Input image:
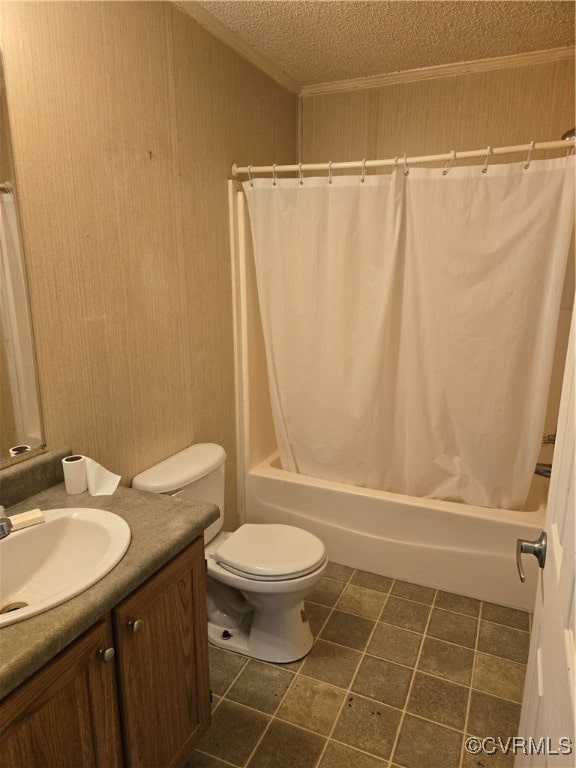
[459,600,483,768]
[478,614,531,635]
[314,575,531,630]
[328,737,390,765]
[213,682,473,733]
[313,577,396,767]
[239,575,355,768]
[208,650,251,716]
[192,748,239,767]
[387,587,437,766]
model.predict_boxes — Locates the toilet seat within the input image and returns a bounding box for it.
[214,524,326,582]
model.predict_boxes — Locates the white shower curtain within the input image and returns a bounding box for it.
[244,156,574,509]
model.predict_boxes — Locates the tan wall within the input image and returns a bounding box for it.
[301,60,575,164]
[0,1,297,526]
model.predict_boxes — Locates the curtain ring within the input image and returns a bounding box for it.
[298,162,304,186]
[361,158,366,184]
[481,146,492,174]
[272,163,277,186]
[523,141,535,170]
[403,153,410,176]
[390,156,399,183]
[248,165,254,187]
[328,160,333,185]
[442,150,457,176]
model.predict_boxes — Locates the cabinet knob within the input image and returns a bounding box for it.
[99,647,115,663]
[128,619,143,634]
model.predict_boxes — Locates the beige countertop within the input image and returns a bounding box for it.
[0,484,218,700]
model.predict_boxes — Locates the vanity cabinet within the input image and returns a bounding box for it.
[113,536,211,767]
[0,536,210,768]
[0,617,123,767]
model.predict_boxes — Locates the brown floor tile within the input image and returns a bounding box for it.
[300,639,362,688]
[481,603,530,631]
[351,570,394,593]
[319,741,389,767]
[352,655,413,709]
[435,591,481,618]
[305,601,331,637]
[208,646,249,696]
[226,660,294,714]
[473,653,526,703]
[188,752,235,768]
[427,608,478,648]
[247,720,325,768]
[325,562,355,582]
[407,672,469,730]
[380,596,431,633]
[308,577,346,607]
[418,636,474,685]
[477,621,529,664]
[368,622,422,667]
[277,676,346,735]
[467,690,521,738]
[319,609,375,650]
[393,714,463,768]
[205,565,532,768]
[333,693,402,760]
[336,584,388,619]
[197,700,269,765]
[391,580,436,605]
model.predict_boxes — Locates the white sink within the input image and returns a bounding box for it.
[0,508,131,627]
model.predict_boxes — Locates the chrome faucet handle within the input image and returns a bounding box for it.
[0,506,6,518]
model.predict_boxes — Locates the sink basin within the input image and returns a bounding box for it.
[0,508,131,627]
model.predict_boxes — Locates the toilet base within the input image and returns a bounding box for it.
[208,600,314,663]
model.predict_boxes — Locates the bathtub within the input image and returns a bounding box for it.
[244,452,547,611]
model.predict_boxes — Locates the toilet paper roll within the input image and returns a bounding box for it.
[85,458,121,496]
[62,455,88,494]
[62,455,121,496]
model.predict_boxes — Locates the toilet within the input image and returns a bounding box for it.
[132,443,327,663]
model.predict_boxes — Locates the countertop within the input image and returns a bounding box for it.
[0,484,218,700]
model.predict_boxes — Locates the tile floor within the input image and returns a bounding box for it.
[189,562,530,768]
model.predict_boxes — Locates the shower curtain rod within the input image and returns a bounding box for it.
[231,138,575,177]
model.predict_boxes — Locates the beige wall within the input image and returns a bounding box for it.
[0,1,297,525]
[301,59,575,163]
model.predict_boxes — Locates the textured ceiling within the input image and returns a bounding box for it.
[194,1,575,86]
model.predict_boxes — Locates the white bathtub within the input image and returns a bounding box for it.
[245,452,547,611]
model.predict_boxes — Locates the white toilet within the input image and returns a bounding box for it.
[132,443,327,663]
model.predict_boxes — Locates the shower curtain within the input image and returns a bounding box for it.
[243,156,575,509]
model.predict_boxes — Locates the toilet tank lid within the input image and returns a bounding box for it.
[132,443,226,493]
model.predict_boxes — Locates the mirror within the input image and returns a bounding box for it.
[0,55,45,466]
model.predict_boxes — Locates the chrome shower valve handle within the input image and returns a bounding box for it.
[516,531,547,583]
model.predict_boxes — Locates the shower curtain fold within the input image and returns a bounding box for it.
[243,157,574,509]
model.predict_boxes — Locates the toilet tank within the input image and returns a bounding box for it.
[132,443,226,543]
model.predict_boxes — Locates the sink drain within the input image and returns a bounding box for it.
[0,601,28,614]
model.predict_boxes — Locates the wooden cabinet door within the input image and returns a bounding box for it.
[113,537,210,768]
[0,618,123,768]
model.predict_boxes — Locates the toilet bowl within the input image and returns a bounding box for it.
[132,444,327,663]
